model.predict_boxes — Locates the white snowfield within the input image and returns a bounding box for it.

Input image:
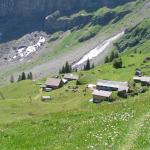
[13,36,46,61]
[72,31,124,68]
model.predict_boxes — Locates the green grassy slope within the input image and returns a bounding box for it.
[0,80,39,99]
[0,46,149,149]
[115,18,150,52]
[0,96,150,150]
[0,14,150,150]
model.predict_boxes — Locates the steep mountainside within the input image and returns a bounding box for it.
[0,18,150,150]
[0,0,135,42]
[0,0,150,86]
[0,0,135,18]
[115,18,150,52]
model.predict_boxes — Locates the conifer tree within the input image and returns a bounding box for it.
[83,64,86,71]
[104,56,109,63]
[84,59,91,70]
[27,73,30,80]
[29,72,33,80]
[109,51,115,62]
[10,75,14,83]
[18,75,22,82]
[114,51,119,58]
[65,61,70,73]
[21,72,26,80]
[59,61,73,74]
[113,57,123,69]
[92,63,95,69]
[62,66,65,74]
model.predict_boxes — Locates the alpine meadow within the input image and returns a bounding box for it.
[0,0,150,150]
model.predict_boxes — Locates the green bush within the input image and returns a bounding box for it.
[78,25,100,42]
[115,19,150,52]
[76,74,95,85]
[113,58,123,69]
[78,32,96,42]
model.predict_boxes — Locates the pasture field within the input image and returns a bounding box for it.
[0,39,150,149]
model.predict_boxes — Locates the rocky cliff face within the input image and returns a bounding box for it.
[0,0,135,42]
[0,0,135,18]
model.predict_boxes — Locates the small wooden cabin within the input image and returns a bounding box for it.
[45,78,63,89]
[41,96,51,101]
[92,90,112,103]
[96,79,128,92]
[133,76,150,86]
[64,74,79,81]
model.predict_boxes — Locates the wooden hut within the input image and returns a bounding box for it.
[92,90,112,103]
[45,78,63,89]
[96,79,128,92]
[64,74,79,81]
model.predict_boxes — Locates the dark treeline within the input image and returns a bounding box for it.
[83,59,94,71]
[59,61,73,74]
[104,51,123,69]
[59,60,95,74]
[10,72,33,83]
[18,72,33,82]
[104,51,119,63]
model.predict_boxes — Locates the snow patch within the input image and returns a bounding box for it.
[13,56,17,59]
[72,31,124,68]
[12,36,46,62]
